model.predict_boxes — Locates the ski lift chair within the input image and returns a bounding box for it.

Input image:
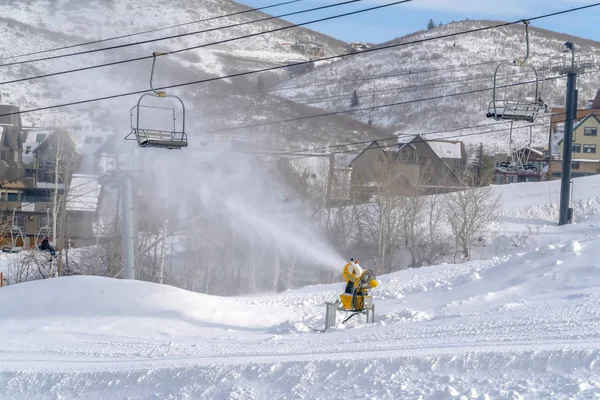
[125,52,188,149]
[2,226,24,253]
[486,21,548,123]
[35,210,51,247]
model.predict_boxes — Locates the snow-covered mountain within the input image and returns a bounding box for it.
[275,20,600,153]
[0,0,389,149]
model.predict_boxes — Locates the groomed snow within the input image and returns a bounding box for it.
[3,176,600,398]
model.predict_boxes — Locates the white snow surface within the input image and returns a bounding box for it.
[427,140,463,160]
[4,176,600,398]
[66,174,101,212]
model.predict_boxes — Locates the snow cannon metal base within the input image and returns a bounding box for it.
[319,260,379,332]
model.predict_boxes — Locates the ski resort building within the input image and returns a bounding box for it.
[550,113,600,178]
[349,135,466,200]
[0,106,112,250]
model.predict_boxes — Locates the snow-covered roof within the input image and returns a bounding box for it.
[22,131,48,164]
[524,147,544,156]
[69,129,109,156]
[396,134,415,145]
[572,159,599,163]
[66,174,101,212]
[428,141,463,160]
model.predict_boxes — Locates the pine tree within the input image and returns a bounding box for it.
[427,19,436,30]
[438,22,442,27]
[351,90,359,107]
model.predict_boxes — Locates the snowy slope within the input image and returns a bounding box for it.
[3,176,600,398]
[275,20,600,153]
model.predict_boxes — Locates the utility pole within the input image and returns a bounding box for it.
[556,42,592,225]
[325,152,335,209]
[325,152,335,231]
[121,173,136,280]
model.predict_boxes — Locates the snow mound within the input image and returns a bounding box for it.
[0,276,297,329]
[562,240,583,254]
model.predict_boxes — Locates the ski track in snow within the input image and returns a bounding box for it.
[3,178,600,398]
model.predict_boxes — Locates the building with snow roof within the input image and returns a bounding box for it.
[349,135,466,200]
[0,115,117,249]
[549,113,600,179]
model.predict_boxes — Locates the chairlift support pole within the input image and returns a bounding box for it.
[559,42,583,225]
[121,173,136,279]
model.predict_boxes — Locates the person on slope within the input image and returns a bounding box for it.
[343,258,363,294]
[39,236,56,258]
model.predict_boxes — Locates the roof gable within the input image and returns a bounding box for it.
[574,112,600,131]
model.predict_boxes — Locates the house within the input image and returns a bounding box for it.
[426,139,467,177]
[549,113,600,178]
[548,89,600,157]
[349,135,465,200]
[0,111,112,249]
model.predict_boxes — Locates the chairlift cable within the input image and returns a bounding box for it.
[0,0,305,62]
[0,0,369,69]
[267,86,600,157]
[204,70,539,115]
[0,0,408,89]
[0,3,598,120]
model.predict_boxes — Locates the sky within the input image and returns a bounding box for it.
[235,0,600,44]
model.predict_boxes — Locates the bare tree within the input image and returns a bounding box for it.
[446,174,501,259]
[414,189,455,266]
[38,129,78,277]
[363,153,417,273]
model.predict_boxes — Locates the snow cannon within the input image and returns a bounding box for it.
[339,269,378,312]
[317,259,378,332]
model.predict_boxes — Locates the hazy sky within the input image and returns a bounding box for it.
[236,0,600,43]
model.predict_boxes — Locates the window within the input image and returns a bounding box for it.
[84,136,93,144]
[25,169,35,178]
[94,137,102,144]
[584,144,597,154]
[14,215,26,230]
[584,127,598,136]
[36,133,46,143]
[572,161,580,169]
[573,143,581,153]
[7,192,19,202]
[38,216,52,229]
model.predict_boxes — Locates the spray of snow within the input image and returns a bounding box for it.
[146,141,345,273]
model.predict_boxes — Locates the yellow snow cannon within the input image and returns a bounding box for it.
[339,269,378,313]
[319,261,379,331]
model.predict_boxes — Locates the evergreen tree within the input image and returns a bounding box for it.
[438,21,442,27]
[351,90,359,107]
[427,19,436,30]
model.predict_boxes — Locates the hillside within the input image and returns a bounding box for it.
[3,176,600,398]
[0,0,388,149]
[275,20,600,153]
